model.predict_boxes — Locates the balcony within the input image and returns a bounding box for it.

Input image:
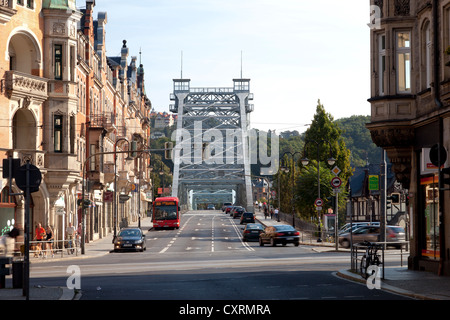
[0,0,17,24]
[89,113,115,132]
[5,71,48,104]
[45,153,79,173]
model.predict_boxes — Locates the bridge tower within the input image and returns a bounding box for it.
[169,78,254,210]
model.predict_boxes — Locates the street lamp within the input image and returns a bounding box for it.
[301,139,336,242]
[280,152,302,228]
[113,138,131,240]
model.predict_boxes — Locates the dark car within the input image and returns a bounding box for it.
[113,228,146,252]
[242,223,264,242]
[232,207,245,219]
[240,212,255,224]
[259,225,300,247]
[207,204,215,210]
[229,206,242,216]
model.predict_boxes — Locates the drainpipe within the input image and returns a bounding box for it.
[433,0,446,275]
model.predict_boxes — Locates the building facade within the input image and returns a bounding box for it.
[367,0,450,275]
[0,0,153,247]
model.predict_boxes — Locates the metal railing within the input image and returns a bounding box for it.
[13,238,81,259]
[351,241,409,279]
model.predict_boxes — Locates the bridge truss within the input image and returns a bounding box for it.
[169,78,254,210]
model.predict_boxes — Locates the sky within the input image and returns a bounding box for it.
[84,0,371,134]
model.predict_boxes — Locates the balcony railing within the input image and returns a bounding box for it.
[5,71,48,103]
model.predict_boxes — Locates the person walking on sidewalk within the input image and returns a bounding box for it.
[274,208,279,222]
[66,222,76,254]
[45,225,54,258]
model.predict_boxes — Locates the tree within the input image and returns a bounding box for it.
[298,100,351,221]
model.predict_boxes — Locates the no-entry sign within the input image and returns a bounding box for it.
[331,176,342,188]
[315,198,324,207]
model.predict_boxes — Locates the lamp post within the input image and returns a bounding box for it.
[301,139,336,242]
[113,138,131,240]
[280,152,302,228]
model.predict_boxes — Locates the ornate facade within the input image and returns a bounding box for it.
[0,0,153,246]
[367,0,450,275]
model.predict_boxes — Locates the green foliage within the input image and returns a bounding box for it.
[335,115,381,167]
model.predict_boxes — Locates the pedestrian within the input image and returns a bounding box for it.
[264,205,268,219]
[258,202,262,212]
[66,222,76,254]
[77,223,82,248]
[45,225,54,258]
[274,208,279,222]
[34,222,46,257]
[270,207,274,219]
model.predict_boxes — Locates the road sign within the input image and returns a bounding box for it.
[119,194,130,202]
[331,176,342,188]
[331,166,341,176]
[314,198,324,207]
[15,163,42,193]
[368,175,379,191]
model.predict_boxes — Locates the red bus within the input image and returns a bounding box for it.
[152,196,180,229]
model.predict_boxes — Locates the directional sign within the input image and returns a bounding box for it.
[315,198,324,207]
[331,176,342,188]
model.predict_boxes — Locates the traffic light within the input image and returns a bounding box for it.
[130,140,138,158]
[165,141,173,159]
[442,167,450,190]
[326,196,335,207]
[388,193,400,204]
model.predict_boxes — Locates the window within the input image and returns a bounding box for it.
[54,115,63,153]
[396,31,411,93]
[54,44,63,80]
[424,22,432,89]
[70,116,75,154]
[378,34,386,95]
[421,176,440,260]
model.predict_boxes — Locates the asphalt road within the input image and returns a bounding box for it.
[28,211,411,304]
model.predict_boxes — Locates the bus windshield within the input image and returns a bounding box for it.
[154,205,178,220]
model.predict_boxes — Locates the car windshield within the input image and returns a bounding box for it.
[247,224,263,230]
[154,205,178,220]
[275,225,294,231]
[119,229,141,237]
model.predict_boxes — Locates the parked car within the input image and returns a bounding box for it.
[338,222,379,235]
[259,225,300,247]
[242,223,264,242]
[207,204,215,210]
[113,228,146,252]
[240,212,255,224]
[222,202,232,211]
[232,207,245,219]
[338,225,405,248]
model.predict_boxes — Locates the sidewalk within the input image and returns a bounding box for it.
[2,211,450,300]
[0,216,154,300]
[254,210,450,300]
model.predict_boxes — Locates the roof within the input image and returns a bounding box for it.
[42,0,77,10]
[350,163,396,198]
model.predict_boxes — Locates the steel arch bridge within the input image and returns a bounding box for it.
[169,78,254,210]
